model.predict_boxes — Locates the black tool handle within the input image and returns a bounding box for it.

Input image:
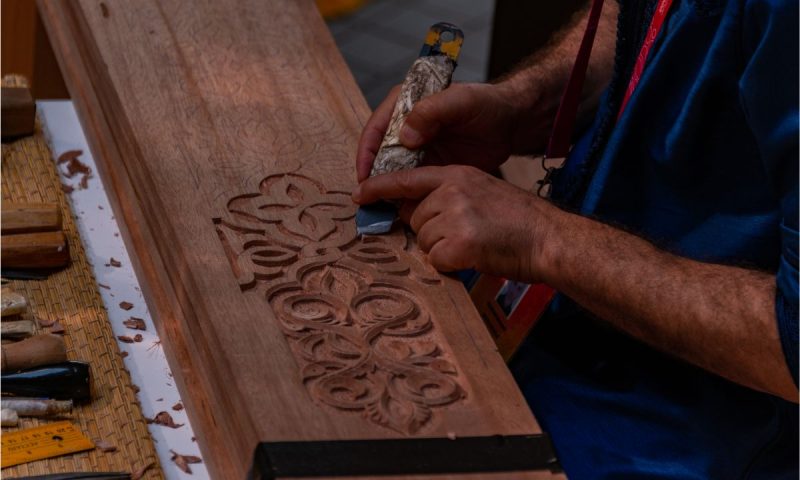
[1,361,91,402]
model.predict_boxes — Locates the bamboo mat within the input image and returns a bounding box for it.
[1,76,161,478]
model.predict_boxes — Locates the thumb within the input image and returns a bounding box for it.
[399,85,477,149]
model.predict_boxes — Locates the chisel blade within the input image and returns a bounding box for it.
[356,22,463,235]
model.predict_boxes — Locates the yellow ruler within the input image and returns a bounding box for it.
[1,421,95,467]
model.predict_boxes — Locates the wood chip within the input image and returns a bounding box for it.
[57,149,83,165]
[170,449,202,474]
[134,334,143,342]
[119,301,134,310]
[132,385,140,393]
[95,439,117,452]
[172,401,184,411]
[131,462,153,480]
[147,411,184,429]
[98,283,111,290]
[120,351,129,358]
[123,317,147,330]
[50,320,66,334]
[117,335,135,344]
[37,317,55,327]
[107,257,122,268]
[61,183,75,194]
[78,173,92,189]
[64,155,91,178]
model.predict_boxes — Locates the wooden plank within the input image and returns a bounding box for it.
[38,1,561,478]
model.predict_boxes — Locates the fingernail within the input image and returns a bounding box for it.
[400,125,423,146]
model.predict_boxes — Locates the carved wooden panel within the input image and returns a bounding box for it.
[40,0,561,478]
[214,172,465,434]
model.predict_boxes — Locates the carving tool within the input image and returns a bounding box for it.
[1,86,36,141]
[1,203,62,235]
[1,231,70,269]
[1,397,73,417]
[1,319,36,339]
[1,286,27,317]
[1,334,68,372]
[2,361,91,402]
[1,408,18,426]
[356,22,464,235]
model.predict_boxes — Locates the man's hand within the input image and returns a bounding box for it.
[353,165,549,281]
[356,83,550,182]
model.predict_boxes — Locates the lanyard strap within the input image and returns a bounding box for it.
[617,0,674,118]
[545,0,607,159]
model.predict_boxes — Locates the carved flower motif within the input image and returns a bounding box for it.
[214,172,462,434]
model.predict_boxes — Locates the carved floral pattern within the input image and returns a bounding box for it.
[213,173,464,434]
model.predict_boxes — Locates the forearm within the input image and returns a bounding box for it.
[496,0,618,152]
[532,199,797,402]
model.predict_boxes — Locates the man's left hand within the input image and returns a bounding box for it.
[352,165,549,282]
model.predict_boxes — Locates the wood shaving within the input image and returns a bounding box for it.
[107,257,122,268]
[123,317,147,330]
[37,317,55,327]
[61,183,75,194]
[172,401,184,411]
[120,351,129,358]
[50,320,66,334]
[147,411,184,429]
[117,335,135,344]
[64,156,91,178]
[57,149,83,165]
[78,173,92,189]
[98,283,111,290]
[170,449,202,474]
[131,462,153,480]
[95,439,117,452]
[119,301,134,310]
[134,334,143,342]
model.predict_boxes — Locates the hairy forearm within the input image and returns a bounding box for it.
[532,199,797,402]
[496,0,618,151]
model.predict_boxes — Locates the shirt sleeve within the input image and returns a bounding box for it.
[739,0,799,385]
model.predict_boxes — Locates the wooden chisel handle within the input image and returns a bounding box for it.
[1,334,67,372]
[1,203,62,234]
[368,23,464,178]
[1,231,70,268]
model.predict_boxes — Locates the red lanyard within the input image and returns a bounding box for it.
[617,0,675,118]
[545,0,607,159]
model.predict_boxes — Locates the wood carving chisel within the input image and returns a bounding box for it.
[1,203,62,235]
[356,22,464,235]
[1,231,70,269]
[1,334,68,372]
[1,361,91,402]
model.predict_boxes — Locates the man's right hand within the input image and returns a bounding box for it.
[356,82,549,182]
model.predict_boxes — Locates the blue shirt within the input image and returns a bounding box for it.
[510,0,799,478]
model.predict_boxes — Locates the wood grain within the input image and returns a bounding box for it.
[39,1,562,478]
[1,231,69,268]
[2,202,62,234]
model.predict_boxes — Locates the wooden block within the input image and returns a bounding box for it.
[1,202,62,234]
[1,231,69,269]
[39,1,562,478]
[1,86,35,140]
